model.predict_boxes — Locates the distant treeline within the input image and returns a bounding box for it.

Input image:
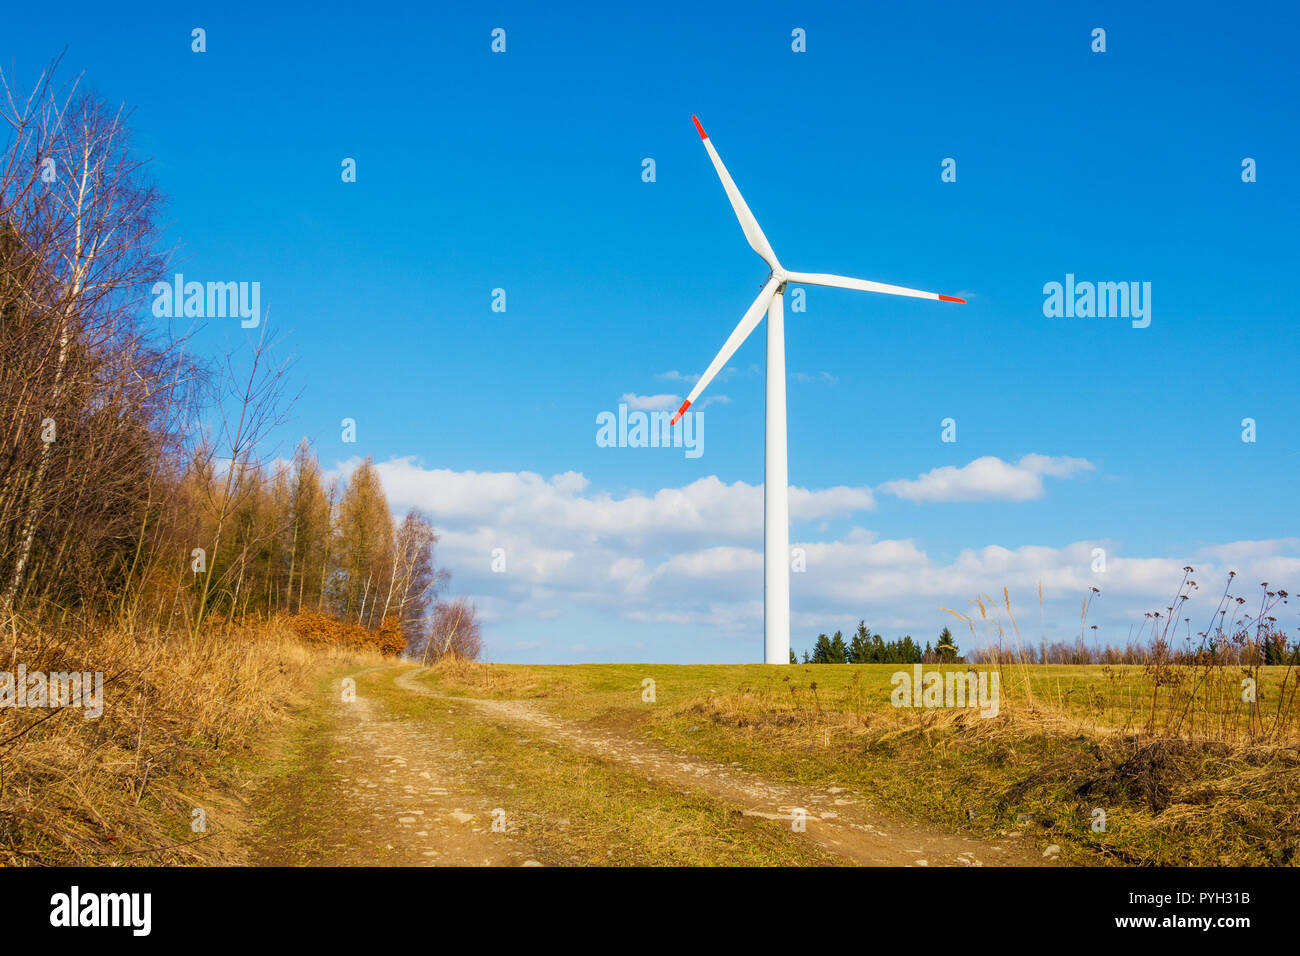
[796,625,963,664]
[800,598,1299,667]
[967,635,1300,667]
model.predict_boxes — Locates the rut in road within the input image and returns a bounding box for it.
[249,668,540,867]
[391,667,1054,867]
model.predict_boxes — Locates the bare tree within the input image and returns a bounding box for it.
[424,596,482,662]
[0,61,175,615]
[188,323,293,637]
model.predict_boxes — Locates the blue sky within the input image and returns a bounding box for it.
[9,1,1299,661]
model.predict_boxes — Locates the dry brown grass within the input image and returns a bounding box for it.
[676,681,1300,864]
[947,579,1300,747]
[0,615,380,865]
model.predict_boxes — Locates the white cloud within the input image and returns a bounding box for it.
[620,392,680,412]
[1017,453,1096,478]
[878,454,1094,503]
[790,484,876,515]
[793,371,838,385]
[333,456,1295,660]
[347,459,875,546]
[656,368,745,385]
[617,392,729,412]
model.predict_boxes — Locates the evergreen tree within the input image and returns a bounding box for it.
[901,635,920,663]
[869,630,886,663]
[936,626,959,662]
[847,621,871,663]
[829,630,848,664]
[812,633,833,663]
[1262,631,1287,665]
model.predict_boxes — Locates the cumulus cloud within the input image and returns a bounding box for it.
[626,533,1300,647]
[344,459,876,547]
[618,391,729,412]
[620,392,680,412]
[878,454,1094,503]
[330,455,1295,661]
[656,367,747,385]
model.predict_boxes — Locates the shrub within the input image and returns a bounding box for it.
[281,611,405,657]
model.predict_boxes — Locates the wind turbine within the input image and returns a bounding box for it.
[670,115,966,664]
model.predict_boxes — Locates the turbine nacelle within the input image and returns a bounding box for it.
[669,116,965,429]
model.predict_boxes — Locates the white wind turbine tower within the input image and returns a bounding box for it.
[670,116,966,664]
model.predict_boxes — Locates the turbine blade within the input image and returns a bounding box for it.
[693,115,780,270]
[785,271,966,303]
[671,277,781,425]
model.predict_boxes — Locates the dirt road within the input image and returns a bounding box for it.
[249,668,537,866]
[249,664,1053,867]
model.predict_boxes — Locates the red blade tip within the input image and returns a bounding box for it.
[691,115,707,140]
[939,295,966,303]
[670,399,692,425]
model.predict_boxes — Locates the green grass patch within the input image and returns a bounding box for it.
[417,661,1300,866]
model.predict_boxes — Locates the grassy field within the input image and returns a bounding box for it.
[7,631,1295,866]
[412,660,1299,730]
[417,660,1300,866]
